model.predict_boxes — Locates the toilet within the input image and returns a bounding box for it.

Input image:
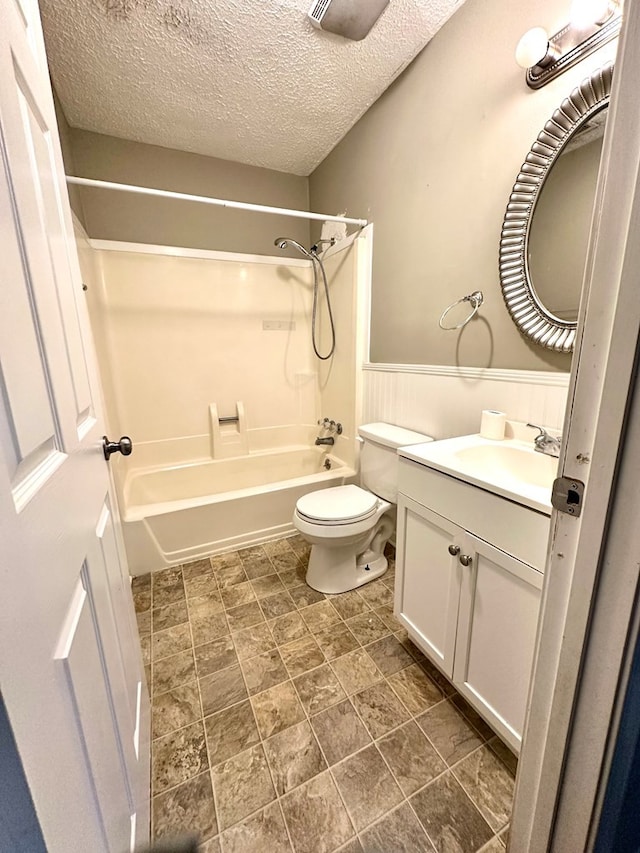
[293,422,433,594]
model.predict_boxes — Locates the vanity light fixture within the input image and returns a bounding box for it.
[515,0,621,88]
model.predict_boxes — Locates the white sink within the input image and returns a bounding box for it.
[399,433,558,514]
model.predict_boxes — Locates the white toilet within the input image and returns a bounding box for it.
[293,422,433,594]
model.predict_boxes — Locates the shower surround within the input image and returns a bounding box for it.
[77,224,370,574]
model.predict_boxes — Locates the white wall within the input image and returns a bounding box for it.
[79,234,366,475]
[317,230,371,466]
[363,365,569,440]
[86,244,317,453]
[75,220,116,430]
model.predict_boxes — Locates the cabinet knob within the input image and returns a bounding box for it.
[459,554,473,567]
[448,545,460,556]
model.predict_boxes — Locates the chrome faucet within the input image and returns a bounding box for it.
[315,436,335,446]
[315,417,342,447]
[310,238,336,255]
[527,423,562,458]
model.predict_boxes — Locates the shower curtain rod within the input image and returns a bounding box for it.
[65,176,368,227]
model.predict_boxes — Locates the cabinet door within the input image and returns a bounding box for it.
[395,495,462,678]
[453,534,543,752]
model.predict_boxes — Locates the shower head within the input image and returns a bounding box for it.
[274,237,312,258]
[275,236,336,360]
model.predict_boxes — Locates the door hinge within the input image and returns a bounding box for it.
[551,476,585,517]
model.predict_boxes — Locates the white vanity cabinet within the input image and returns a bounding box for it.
[397,496,462,679]
[395,456,550,753]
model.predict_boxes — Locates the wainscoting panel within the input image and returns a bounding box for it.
[363,364,570,440]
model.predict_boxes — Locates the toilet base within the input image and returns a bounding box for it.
[306,544,388,594]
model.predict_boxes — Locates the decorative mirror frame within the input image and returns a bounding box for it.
[499,63,613,353]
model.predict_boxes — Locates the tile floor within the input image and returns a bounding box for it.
[133,536,516,853]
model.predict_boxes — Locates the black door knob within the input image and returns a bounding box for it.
[102,435,133,460]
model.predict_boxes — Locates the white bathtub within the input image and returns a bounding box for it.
[119,446,355,576]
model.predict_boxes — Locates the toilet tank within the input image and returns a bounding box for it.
[358,422,433,501]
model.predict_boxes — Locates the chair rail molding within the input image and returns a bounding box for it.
[363,362,571,387]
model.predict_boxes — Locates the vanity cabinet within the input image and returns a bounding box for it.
[395,457,549,753]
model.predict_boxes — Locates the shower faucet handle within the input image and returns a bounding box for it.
[317,418,343,435]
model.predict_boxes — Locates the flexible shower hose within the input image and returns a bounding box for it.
[310,252,336,360]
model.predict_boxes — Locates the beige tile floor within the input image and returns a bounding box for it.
[133,536,516,853]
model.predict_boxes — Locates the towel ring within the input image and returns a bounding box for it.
[439,291,484,331]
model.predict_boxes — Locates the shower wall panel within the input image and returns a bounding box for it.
[317,230,371,471]
[87,245,317,451]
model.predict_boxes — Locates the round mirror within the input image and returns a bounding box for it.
[528,108,606,322]
[499,63,613,352]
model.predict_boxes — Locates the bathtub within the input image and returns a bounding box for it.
[118,446,355,576]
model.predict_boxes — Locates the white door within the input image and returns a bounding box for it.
[452,535,543,753]
[510,1,640,849]
[0,1,149,851]
[395,496,462,677]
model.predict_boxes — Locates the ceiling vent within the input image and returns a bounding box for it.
[308,0,390,41]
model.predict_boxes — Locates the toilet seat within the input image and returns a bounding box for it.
[296,484,378,526]
[294,422,433,594]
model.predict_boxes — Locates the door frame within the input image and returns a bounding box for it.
[510,0,640,848]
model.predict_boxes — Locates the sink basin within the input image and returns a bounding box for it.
[452,444,556,490]
[399,434,558,514]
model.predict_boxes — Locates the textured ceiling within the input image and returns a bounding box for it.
[41,0,463,176]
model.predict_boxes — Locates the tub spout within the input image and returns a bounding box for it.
[315,436,335,446]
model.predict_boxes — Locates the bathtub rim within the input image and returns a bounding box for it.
[122,462,356,523]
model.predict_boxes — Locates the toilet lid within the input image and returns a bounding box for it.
[297,485,378,523]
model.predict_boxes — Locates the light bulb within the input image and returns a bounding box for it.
[570,0,614,27]
[515,27,550,69]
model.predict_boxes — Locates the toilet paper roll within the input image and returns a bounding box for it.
[480,410,506,440]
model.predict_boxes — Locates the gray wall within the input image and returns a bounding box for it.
[62,127,310,257]
[309,0,617,370]
[529,134,603,320]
